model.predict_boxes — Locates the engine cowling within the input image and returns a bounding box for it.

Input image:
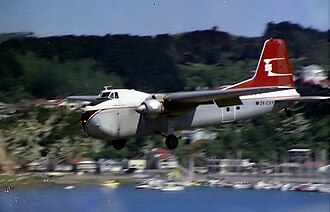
[135,99,164,118]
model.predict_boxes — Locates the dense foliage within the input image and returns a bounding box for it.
[0,22,328,102]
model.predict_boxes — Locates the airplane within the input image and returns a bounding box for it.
[67,38,329,150]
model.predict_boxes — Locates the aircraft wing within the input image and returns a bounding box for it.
[164,86,290,105]
[66,95,99,102]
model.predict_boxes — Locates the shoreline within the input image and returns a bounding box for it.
[1,172,329,191]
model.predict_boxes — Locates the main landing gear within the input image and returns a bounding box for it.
[165,134,179,150]
[112,139,126,150]
[112,133,179,150]
[111,134,179,150]
[156,131,179,150]
[156,132,179,150]
[284,108,293,117]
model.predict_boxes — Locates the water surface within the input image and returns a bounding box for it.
[0,186,329,212]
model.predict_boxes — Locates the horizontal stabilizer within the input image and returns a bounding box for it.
[276,96,330,102]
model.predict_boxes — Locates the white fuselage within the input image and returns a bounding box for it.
[82,89,299,140]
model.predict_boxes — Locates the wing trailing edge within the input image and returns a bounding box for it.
[164,86,291,104]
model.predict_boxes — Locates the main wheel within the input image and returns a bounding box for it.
[165,134,179,150]
[112,139,126,150]
[284,108,293,117]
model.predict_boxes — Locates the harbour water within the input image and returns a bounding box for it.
[0,185,329,212]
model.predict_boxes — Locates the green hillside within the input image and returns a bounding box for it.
[0,22,328,102]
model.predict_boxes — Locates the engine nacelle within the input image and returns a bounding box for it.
[135,99,164,118]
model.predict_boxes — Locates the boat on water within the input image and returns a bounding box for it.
[317,185,330,193]
[254,181,269,189]
[183,180,202,187]
[233,182,252,189]
[302,184,319,192]
[208,179,222,188]
[293,183,319,192]
[221,181,234,188]
[135,179,164,190]
[161,183,185,192]
[149,179,165,190]
[281,183,291,191]
[135,183,152,189]
[254,181,283,190]
[63,186,75,190]
[100,180,120,188]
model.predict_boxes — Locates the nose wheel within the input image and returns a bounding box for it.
[165,134,179,150]
[112,139,126,150]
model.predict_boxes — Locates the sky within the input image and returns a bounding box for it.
[0,0,328,37]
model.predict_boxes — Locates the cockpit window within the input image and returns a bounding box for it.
[99,91,119,100]
[100,92,110,98]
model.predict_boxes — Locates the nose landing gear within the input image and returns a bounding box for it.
[112,139,127,150]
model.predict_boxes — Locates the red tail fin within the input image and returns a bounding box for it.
[227,39,294,89]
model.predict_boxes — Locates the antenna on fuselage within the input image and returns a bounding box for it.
[104,85,113,90]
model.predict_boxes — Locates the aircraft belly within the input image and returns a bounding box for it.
[136,105,223,133]
[117,108,141,137]
[136,117,168,136]
[88,99,280,140]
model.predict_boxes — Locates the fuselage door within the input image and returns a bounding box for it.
[222,106,236,123]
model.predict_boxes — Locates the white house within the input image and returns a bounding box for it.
[73,157,98,173]
[181,128,217,144]
[207,158,255,173]
[148,148,179,169]
[289,149,312,163]
[299,65,327,85]
[128,159,147,171]
[98,159,123,173]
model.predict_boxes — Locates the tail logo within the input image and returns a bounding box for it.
[264,58,292,77]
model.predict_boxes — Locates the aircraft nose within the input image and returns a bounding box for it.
[80,110,99,133]
[81,109,119,140]
[80,109,110,139]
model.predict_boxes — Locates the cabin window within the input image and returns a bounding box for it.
[226,107,230,112]
[256,101,259,105]
[236,106,240,110]
[115,92,119,99]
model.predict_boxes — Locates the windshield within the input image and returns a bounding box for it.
[100,92,110,98]
[98,91,119,100]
